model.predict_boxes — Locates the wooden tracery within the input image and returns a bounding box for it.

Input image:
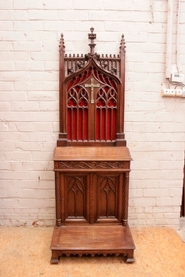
[57,27,126,147]
[50,28,135,264]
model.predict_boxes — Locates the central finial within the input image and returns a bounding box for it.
[88,27,96,55]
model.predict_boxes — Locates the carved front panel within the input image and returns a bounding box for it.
[60,172,124,224]
[96,174,122,223]
[63,174,89,222]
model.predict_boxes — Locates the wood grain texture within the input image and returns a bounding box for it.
[51,28,135,264]
[53,146,132,161]
[51,225,135,263]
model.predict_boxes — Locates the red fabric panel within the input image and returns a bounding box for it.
[67,67,118,142]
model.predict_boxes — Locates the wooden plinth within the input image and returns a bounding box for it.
[50,224,135,264]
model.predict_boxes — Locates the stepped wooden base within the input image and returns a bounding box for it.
[50,224,135,264]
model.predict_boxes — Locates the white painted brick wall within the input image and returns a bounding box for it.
[0,0,185,229]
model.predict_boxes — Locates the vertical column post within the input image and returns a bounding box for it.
[57,34,67,146]
[55,171,62,227]
[122,172,129,227]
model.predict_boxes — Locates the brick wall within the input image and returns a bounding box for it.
[0,0,185,228]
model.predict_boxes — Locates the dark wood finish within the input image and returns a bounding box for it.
[51,225,135,264]
[50,28,135,263]
[181,157,185,217]
[57,27,126,147]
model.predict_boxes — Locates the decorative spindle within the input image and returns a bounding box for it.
[88,27,96,55]
[59,33,65,52]
[119,34,126,54]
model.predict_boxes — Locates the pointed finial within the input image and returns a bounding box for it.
[88,27,96,55]
[119,34,126,54]
[59,33,65,52]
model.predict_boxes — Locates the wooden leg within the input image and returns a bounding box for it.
[125,250,135,263]
[50,251,59,264]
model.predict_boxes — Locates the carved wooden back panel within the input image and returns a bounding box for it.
[66,65,118,142]
[57,28,126,147]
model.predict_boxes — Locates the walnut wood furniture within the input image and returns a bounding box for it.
[50,28,135,263]
[181,158,185,217]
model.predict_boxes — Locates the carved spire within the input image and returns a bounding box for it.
[119,34,126,54]
[59,33,65,52]
[88,27,96,55]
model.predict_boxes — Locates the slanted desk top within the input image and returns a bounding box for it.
[53,146,132,161]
